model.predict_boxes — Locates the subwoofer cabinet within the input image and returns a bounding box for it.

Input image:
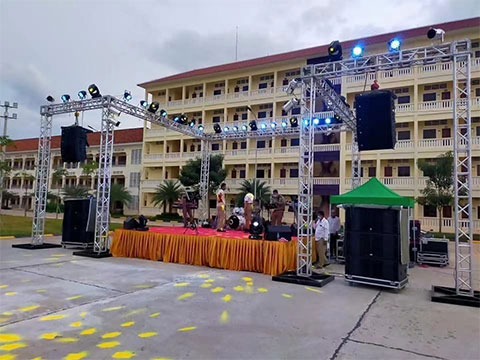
[62,197,96,248]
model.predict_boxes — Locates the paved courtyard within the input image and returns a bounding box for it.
[0,236,479,360]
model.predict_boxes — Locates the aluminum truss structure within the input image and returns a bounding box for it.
[198,139,211,222]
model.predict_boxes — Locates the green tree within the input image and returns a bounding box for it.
[179,154,227,195]
[236,179,272,207]
[417,152,454,233]
[51,167,68,218]
[109,183,132,214]
[152,180,183,214]
[15,171,35,216]
[1,190,15,209]
[63,185,90,199]
[81,161,99,177]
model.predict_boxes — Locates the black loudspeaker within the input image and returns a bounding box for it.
[123,217,139,230]
[344,207,407,283]
[264,225,292,241]
[61,125,91,163]
[355,90,396,151]
[62,198,95,245]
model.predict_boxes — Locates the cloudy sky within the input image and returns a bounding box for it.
[1,0,479,139]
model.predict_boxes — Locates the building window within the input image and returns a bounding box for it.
[129,172,140,188]
[443,206,452,218]
[233,113,239,121]
[242,113,248,120]
[423,93,436,102]
[397,131,410,140]
[258,83,267,89]
[231,169,237,178]
[213,89,222,96]
[212,116,221,123]
[290,168,299,178]
[384,166,393,177]
[190,144,195,152]
[291,138,299,146]
[281,139,287,147]
[291,107,301,115]
[131,149,142,164]
[256,169,265,178]
[397,95,410,104]
[476,126,480,137]
[239,169,246,178]
[117,156,126,166]
[442,128,451,138]
[256,140,266,149]
[368,167,376,177]
[476,88,480,97]
[280,169,286,178]
[423,205,437,217]
[212,143,220,151]
[240,141,247,149]
[423,129,436,139]
[398,166,410,177]
[232,142,238,150]
[242,85,249,91]
[441,91,451,100]
[258,111,267,119]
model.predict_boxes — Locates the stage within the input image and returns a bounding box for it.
[110,226,301,276]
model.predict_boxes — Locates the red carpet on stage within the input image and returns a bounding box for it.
[110,226,298,276]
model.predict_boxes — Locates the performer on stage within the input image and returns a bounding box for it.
[216,183,227,232]
[244,192,254,231]
[181,194,193,227]
[271,189,286,226]
[314,210,330,269]
[328,209,341,258]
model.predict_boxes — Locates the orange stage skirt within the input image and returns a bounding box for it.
[110,229,310,276]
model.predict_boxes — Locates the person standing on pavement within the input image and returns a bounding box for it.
[314,210,330,268]
[216,183,227,232]
[328,210,341,259]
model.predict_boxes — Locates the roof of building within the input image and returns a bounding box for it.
[138,17,480,88]
[6,127,143,153]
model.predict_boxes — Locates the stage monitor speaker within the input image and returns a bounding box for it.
[355,90,396,151]
[62,197,95,244]
[123,217,139,230]
[264,225,292,241]
[61,125,91,163]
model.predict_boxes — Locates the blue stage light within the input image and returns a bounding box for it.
[140,100,148,108]
[352,45,363,58]
[303,118,309,126]
[198,125,204,132]
[61,94,70,102]
[159,109,167,117]
[313,117,320,125]
[123,90,132,101]
[388,38,401,52]
[260,123,267,130]
[233,126,238,132]
[281,121,288,128]
[242,124,248,131]
[78,91,87,100]
[325,117,332,124]
[224,126,230,133]
[270,122,277,129]
[173,115,180,122]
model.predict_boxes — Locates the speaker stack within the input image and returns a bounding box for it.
[61,125,92,163]
[62,197,96,248]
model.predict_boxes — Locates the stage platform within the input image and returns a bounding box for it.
[110,226,299,275]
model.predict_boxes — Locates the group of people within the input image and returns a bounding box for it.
[313,210,341,269]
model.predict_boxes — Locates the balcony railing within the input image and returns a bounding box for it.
[167,100,183,108]
[396,103,414,113]
[274,147,299,154]
[420,217,480,230]
[272,178,298,186]
[184,98,204,107]
[346,73,376,84]
[144,154,164,161]
[378,68,413,79]
[165,153,181,159]
[183,152,201,159]
[394,140,414,149]
[250,88,274,98]
[380,177,414,187]
[226,91,249,101]
[418,138,452,148]
[418,99,452,111]
[248,148,272,155]
[142,180,163,189]
[205,94,225,105]
[313,177,340,185]
[225,150,247,157]
[313,144,341,152]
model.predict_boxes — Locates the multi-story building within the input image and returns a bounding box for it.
[2,128,143,215]
[137,17,480,233]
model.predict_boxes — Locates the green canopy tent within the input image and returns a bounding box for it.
[331,177,414,208]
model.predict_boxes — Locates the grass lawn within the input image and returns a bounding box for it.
[0,215,122,238]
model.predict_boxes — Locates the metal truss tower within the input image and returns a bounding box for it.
[198,139,211,222]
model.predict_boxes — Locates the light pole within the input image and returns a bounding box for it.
[0,101,18,210]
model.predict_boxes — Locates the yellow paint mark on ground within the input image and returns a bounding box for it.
[0,285,7,289]
[103,306,124,312]
[138,332,157,338]
[177,292,194,300]
[4,292,16,296]
[123,309,146,317]
[0,236,14,240]
[52,263,64,267]
[200,283,212,288]
[112,351,136,359]
[21,279,31,283]
[32,357,43,360]
[80,328,96,335]
[219,310,229,324]
[70,260,78,263]
[246,281,253,286]
[40,314,66,321]
[66,295,83,301]
[102,332,121,339]
[173,282,189,287]
[305,286,323,293]
[56,337,78,343]
[257,288,268,293]
[52,254,66,257]
[97,341,120,348]
[133,284,153,289]
[69,321,82,328]
[242,276,252,282]
[197,274,209,278]
[79,312,87,317]
[1,312,13,316]
[0,334,22,343]
[40,332,60,340]
[149,312,160,318]
[211,287,223,293]
[282,293,293,298]
[177,326,196,332]
[233,285,244,292]
[0,318,9,323]
[222,294,232,302]
[204,279,214,283]
[0,354,16,360]
[18,305,40,312]
[121,321,135,327]
[0,342,27,351]
[36,289,47,293]
[63,352,88,360]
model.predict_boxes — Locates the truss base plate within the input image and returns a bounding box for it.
[73,250,112,259]
[272,271,334,288]
[431,285,480,308]
[12,243,62,250]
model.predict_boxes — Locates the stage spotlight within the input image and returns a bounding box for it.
[88,84,101,98]
[427,27,445,42]
[249,120,258,131]
[188,119,196,128]
[224,126,230,133]
[140,100,148,108]
[179,114,188,124]
[352,45,363,58]
[159,109,167,117]
[289,117,298,128]
[260,123,267,130]
[328,40,342,61]
[249,219,264,240]
[270,122,277,129]
[303,118,309,126]
[325,117,332,124]
[78,91,87,100]
[281,120,288,128]
[388,38,401,52]
[287,78,302,95]
[61,94,71,103]
[148,102,159,114]
[233,126,239,132]
[282,97,300,113]
[242,124,248,131]
[198,125,204,132]
[313,117,320,126]
[46,96,55,103]
[137,215,149,231]
[213,123,222,134]
[123,90,132,101]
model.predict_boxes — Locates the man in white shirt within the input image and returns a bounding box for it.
[314,210,330,268]
[328,210,341,258]
[244,193,254,230]
[216,183,227,232]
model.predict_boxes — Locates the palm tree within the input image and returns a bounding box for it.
[153,180,183,214]
[51,167,68,218]
[63,185,90,199]
[236,179,271,207]
[15,171,35,216]
[109,183,132,214]
[1,190,15,209]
